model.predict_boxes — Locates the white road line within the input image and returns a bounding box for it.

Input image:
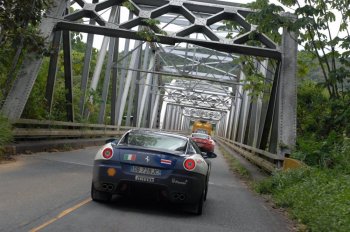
[32,156,93,167]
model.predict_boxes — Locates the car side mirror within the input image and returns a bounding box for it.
[201,151,217,159]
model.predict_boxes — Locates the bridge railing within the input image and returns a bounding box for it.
[215,136,283,172]
[11,119,185,139]
[11,119,280,172]
[12,119,130,139]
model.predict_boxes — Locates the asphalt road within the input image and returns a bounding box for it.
[0,146,293,232]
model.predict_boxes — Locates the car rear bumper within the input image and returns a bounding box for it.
[92,161,206,204]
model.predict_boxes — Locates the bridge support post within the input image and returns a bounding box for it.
[84,6,118,120]
[256,66,272,149]
[247,60,267,147]
[117,40,142,127]
[98,35,117,124]
[227,94,236,140]
[150,89,160,129]
[164,105,171,130]
[137,51,155,127]
[277,19,298,161]
[79,5,97,117]
[0,0,68,120]
[126,45,142,126]
[231,71,244,141]
[98,7,120,124]
[236,73,250,143]
[112,12,133,125]
[62,27,74,122]
[45,30,62,115]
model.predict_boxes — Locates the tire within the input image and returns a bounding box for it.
[194,190,205,215]
[204,166,211,202]
[204,182,208,201]
[91,183,112,202]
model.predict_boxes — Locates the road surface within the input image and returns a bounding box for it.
[0,146,293,232]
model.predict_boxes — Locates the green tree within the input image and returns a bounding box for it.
[244,0,350,135]
[0,114,12,159]
[0,0,53,99]
[247,0,349,99]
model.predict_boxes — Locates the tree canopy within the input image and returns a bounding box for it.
[247,0,350,99]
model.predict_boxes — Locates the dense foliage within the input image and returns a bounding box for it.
[246,0,350,137]
[0,114,12,158]
[0,0,53,101]
[256,167,350,231]
[246,1,350,231]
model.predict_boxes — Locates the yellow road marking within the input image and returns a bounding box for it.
[29,198,91,232]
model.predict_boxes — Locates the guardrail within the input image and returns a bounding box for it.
[11,119,185,139]
[12,119,130,139]
[215,136,283,173]
[10,119,281,172]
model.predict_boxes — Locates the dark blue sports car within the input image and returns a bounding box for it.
[91,129,217,215]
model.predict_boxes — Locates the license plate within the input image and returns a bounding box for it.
[130,166,161,176]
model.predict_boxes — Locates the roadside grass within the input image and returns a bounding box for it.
[218,140,350,231]
[219,147,251,179]
[255,167,350,232]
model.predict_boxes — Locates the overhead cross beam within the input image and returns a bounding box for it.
[55,0,281,60]
[56,21,281,59]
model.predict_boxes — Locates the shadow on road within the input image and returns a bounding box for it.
[100,195,200,217]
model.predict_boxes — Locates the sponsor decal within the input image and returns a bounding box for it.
[124,154,136,161]
[172,178,188,185]
[145,156,150,163]
[195,158,203,164]
[160,159,172,165]
[135,175,154,183]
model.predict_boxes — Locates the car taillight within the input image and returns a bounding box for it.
[102,148,113,159]
[184,158,196,171]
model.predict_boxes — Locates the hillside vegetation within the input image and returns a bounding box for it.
[244,1,350,231]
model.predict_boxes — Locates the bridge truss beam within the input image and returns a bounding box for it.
[1,0,297,163]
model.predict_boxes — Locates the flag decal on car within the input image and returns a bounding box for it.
[160,159,172,165]
[124,154,136,161]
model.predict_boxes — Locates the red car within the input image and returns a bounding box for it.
[190,133,215,153]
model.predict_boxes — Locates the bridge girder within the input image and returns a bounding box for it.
[1,0,297,163]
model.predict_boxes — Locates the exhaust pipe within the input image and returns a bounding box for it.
[178,194,185,201]
[102,183,114,191]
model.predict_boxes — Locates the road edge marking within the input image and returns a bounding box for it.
[29,198,91,232]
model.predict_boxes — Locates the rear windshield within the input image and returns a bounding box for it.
[120,132,187,152]
[192,133,209,139]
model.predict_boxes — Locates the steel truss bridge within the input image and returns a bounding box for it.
[1,0,297,171]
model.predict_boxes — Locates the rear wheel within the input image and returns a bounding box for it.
[204,182,208,201]
[91,183,112,202]
[204,166,211,201]
[194,189,205,215]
